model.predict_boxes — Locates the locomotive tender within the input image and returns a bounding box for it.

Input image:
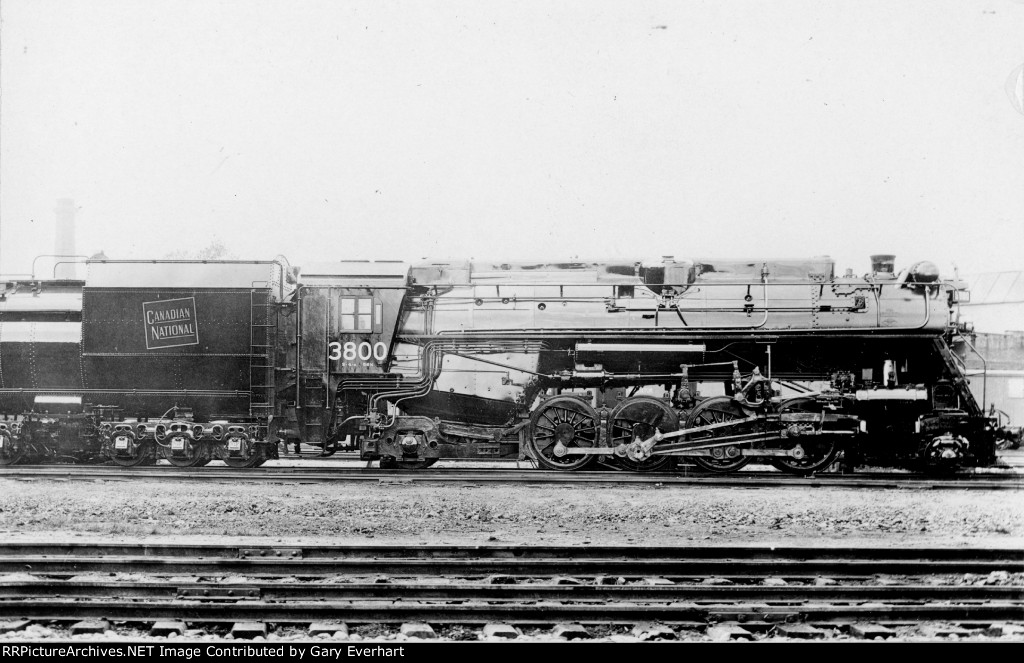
[0,254,1017,473]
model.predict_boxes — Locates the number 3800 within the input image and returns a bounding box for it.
[328,341,388,362]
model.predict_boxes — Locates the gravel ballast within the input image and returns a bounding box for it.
[0,478,1020,547]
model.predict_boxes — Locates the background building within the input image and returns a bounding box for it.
[961,271,1024,428]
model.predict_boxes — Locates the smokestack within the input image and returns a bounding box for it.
[870,254,896,279]
[54,198,77,279]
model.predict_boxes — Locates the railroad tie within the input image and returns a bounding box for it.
[399,623,436,639]
[922,624,974,639]
[481,623,521,639]
[848,623,895,639]
[706,623,755,641]
[70,620,110,635]
[643,577,674,586]
[631,622,677,641]
[308,622,349,638]
[550,623,591,640]
[775,623,827,639]
[0,620,31,634]
[984,623,1024,638]
[149,621,186,637]
[230,622,268,639]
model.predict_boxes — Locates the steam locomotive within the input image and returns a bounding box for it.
[0,254,1017,473]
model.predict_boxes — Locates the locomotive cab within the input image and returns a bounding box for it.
[289,261,409,454]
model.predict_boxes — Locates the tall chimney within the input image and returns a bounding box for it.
[54,198,77,279]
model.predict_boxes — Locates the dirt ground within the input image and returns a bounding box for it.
[0,477,1021,548]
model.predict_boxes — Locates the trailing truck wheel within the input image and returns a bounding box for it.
[608,396,678,472]
[527,396,599,471]
[685,396,753,474]
[0,429,25,466]
[769,397,840,475]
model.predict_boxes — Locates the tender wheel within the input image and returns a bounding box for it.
[769,397,839,475]
[0,430,26,466]
[379,457,438,470]
[608,396,678,472]
[528,395,599,471]
[223,448,265,468]
[685,396,753,473]
[221,436,266,468]
[160,437,209,467]
[109,441,156,467]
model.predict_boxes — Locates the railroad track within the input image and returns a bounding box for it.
[1,465,1021,490]
[0,544,1021,640]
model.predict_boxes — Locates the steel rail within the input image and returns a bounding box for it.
[0,543,1019,560]
[2,558,1017,576]
[0,544,1019,577]
[4,458,1020,474]
[0,580,1019,603]
[0,599,1020,624]
[0,465,1019,489]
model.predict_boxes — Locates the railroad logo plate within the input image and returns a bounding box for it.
[143,297,199,350]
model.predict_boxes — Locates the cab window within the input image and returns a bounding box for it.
[339,297,373,331]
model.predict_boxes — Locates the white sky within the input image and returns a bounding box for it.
[1,0,1022,279]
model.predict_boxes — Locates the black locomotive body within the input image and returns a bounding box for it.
[0,254,1017,473]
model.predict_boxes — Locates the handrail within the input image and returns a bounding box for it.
[52,261,88,278]
[31,254,87,279]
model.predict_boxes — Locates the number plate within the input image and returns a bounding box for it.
[171,437,186,451]
[227,438,242,451]
[114,436,129,450]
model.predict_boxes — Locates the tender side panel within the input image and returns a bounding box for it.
[0,284,85,413]
[81,288,260,417]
